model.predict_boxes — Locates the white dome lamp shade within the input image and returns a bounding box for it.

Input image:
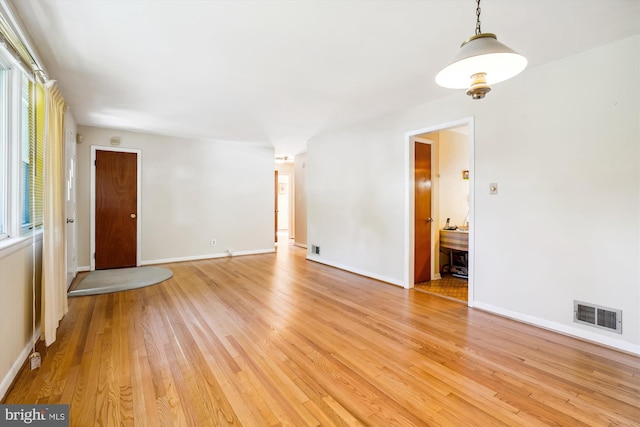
[435,1,527,99]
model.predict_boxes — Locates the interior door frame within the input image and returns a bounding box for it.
[404,116,475,306]
[65,120,77,289]
[90,145,142,271]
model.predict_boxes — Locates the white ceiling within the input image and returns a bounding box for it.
[12,0,640,157]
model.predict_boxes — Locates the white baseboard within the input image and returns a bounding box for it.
[306,255,405,288]
[140,248,276,266]
[80,248,277,271]
[473,301,640,356]
[294,242,307,249]
[0,327,40,401]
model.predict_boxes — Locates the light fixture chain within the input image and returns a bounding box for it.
[475,0,482,35]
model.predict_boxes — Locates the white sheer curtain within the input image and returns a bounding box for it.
[41,80,68,346]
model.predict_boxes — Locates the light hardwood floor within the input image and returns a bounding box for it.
[4,240,640,426]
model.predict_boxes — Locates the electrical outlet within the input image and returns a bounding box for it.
[29,352,41,370]
[211,239,217,246]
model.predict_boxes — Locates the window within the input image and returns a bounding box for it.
[0,63,8,239]
[0,48,43,244]
[20,76,29,228]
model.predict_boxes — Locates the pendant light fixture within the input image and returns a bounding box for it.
[435,0,527,99]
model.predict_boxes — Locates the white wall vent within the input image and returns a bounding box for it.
[574,301,622,334]
[311,245,320,255]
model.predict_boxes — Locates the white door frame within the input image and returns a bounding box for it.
[404,116,475,306]
[90,145,142,271]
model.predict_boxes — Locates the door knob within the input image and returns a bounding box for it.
[66,218,74,224]
[425,217,433,223]
[130,213,136,219]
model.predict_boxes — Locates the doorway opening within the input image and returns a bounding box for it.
[275,160,295,245]
[277,174,290,232]
[406,117,474,305]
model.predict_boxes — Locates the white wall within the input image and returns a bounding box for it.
[438,130,469,229]
[307,36,640,354]
[308,118,406,285]
[76,127,275,267]
[0,237,41,400]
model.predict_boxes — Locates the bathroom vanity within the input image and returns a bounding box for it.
[439,229,469,278]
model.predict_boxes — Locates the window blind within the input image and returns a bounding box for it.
[25,80,44,229]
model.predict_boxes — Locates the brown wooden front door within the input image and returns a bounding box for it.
[414,142,432,283]
[95,150,137,269]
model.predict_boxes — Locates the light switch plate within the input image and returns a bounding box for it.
[489,183,498,195]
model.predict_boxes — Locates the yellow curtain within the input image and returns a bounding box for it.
[41,80,68,346]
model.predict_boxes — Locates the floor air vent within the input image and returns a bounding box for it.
[574,301,622,334]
